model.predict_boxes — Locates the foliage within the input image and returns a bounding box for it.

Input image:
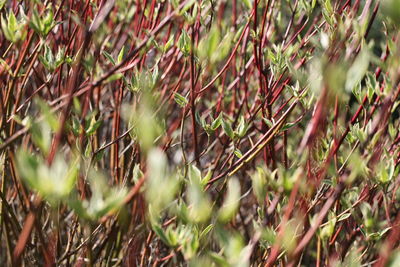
[0,0,400,266]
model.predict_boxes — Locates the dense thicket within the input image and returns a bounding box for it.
[1,0,400,266]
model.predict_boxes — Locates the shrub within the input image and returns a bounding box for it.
[1,0,400,266]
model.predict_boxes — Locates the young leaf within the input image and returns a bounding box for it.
[236,116,248,137]
[218,178,241,223]
[174,92,188,108]
[222,118,234,139]
[178,29,191,56]
[210,115,222,130]
[103,51,116,65]
[346,47,370,92]
[234,148,243,158]
[85,116,102,136]
[117,46,125,64]
[164,35,174,52]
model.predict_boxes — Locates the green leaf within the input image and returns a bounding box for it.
[42,8,54,35]
[152,66,159,86]
[201,169,212,187]
[55,47,65,68]
[382,0,400,25]
[174,92,188,108]
[30,120,52,155]
[29,7,55,37]
[251,167,268,204]
[281,122,297,132]
[311,0,317,9]
[196,112,207,129]
[117,46,125,64]
[15,150,40,191]
[164,35,174,52]
[234,148,243,158]
[222,118,234,139]
[209,252,229,266]
[178,29,191,56]
[200,224,213,239]
[16,150,80,204]
[378,160,395,184]
[36,98,60,131]
[187,180,212,223]
[166,226,178,247]
[71,117,81,136]
[1,16,14,42]
[189,164,202,185]
[389,123,397,140]
[45,44,54,68]
[91,188,126,218]
[2,10,26,43]
[346,47,370,92]
[198,25,220,61]
[262,118,274,128]
[171,0,179,9]
[30,9,43,35]
[8,10,17,32]
[218,178,241,223]
[367,83,374,103]
[152,223,172,246]
[236,116,248,137]
[320,212,337,240]
[214,31,233,63]
[324,0,333,14]
[179,0,196,15]
[103,51,116,65]
[233,25,245,43]
[105,73,123,83]
[85,116,102,135]
[207,26,220,57]
[145,148,179,213]
[210,115,222,130]
[63,158,80,195]
[75,168,127,221]
[0,0,6,10]
[337,213,351,222]
[240,0,252,9]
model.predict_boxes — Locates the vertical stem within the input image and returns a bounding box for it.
[190,24,199,166]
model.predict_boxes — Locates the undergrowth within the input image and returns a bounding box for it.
[1,0,400,266]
